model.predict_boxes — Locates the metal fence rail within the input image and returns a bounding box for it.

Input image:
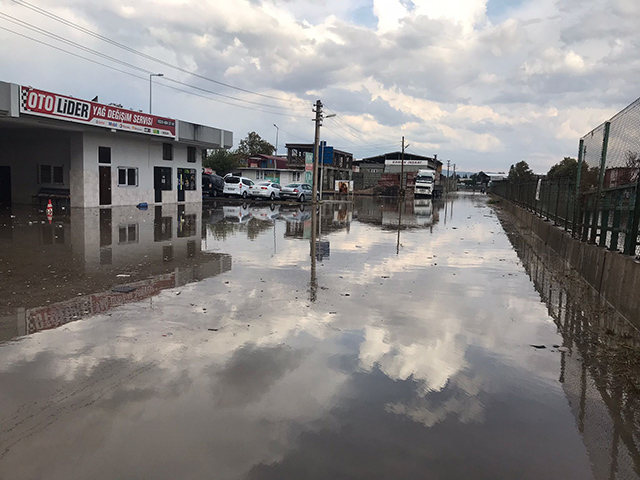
[493,96,640,258]
[492,177,640,257]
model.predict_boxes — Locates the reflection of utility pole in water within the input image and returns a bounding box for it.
[309,204,318,302]
[450,195,454,221]
[272,220,277,257]
[444,197,448,226]
[396,198,403,255]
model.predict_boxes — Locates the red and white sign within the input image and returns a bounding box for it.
[20,86,176,138]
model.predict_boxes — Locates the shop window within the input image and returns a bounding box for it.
[118,167,138,187]
[292,171,301,182]
[38,165,64,184]
[98,146,111,164]
[187,146,197,163]
[177,168,196,191]
[163,143,173,160]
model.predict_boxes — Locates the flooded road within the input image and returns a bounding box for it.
[0,194,638,479]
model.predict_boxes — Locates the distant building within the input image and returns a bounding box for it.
[285,142,353,190]
[353,152,443,191]
[357,152,443,174]
[236,154,304,184]
[604,167,638,188]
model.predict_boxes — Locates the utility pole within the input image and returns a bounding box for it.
[453,163,456,192]
[273,124,279,156]
[311,101,335,203]
[401,136,405,195]
[312,100,323,204]
[446,160,451,194]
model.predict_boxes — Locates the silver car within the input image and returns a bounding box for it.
[280,183,315,202]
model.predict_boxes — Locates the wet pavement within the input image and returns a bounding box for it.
[0,193,638,479]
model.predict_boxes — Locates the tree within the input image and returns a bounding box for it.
[204,149,239,176]
[235,131,275,158]
[547,157,578,180]
[508,161,535,183]
[619,150,640,184]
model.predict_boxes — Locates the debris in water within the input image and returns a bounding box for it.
[208,328,219,332]
[530,344,546,349]
[112,285,136,293]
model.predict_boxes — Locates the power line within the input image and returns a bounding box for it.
[324,105,366,135]
[0,25,310,118]
[0,12,307,113]
[11,0,307,105]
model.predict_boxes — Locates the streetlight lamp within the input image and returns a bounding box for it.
[273,123,279,156]
[149,73,164,114]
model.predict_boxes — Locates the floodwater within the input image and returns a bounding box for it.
[0,194,638,479]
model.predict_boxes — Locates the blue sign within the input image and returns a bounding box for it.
[320,143,333,165]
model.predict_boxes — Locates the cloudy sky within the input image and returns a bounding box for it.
[1,0,639,173]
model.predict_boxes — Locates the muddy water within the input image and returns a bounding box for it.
[0,194,636,479]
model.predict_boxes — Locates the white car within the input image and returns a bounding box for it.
[250,205,280,221]
[223,176,255,199]
[222,205,252,223]
[249,181,282,200]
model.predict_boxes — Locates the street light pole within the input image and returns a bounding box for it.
[273,123,279,156]
[149,73,164,114]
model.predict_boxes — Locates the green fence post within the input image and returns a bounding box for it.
[565,180,572,231]
[610,190,621,251]
[554,180,561,224]
[590,122,610,244]
[599,193,610,248]
[573,139,585,238]
[626,176,640,256]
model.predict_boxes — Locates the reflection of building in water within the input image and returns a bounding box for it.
[503,216,640,480]
[353,196,443,230]
[281,203,352,239]
[201,202,278,242]
[0,204,232,342]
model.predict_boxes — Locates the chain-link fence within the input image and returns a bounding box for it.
[491,179,576,232]
[577,99,640,255]
[492,97,640,258]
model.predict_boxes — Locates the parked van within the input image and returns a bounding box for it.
[202,173,225,197]
[223,176,255,199]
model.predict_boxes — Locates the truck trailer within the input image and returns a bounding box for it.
[414,169,442,198]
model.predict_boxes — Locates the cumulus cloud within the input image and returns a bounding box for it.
[1,0,639,172]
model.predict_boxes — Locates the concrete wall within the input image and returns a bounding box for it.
[83,131,202,207]
[178,120,233,149]
[499,199,640,327]
[0,82,19,117]
[0,130,72,204]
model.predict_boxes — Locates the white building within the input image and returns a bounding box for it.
[236,154,304,185]
[0,81,232,208]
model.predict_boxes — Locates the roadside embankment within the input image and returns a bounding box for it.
[494,197,640,329]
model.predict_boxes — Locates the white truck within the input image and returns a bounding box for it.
[414,169,442,198]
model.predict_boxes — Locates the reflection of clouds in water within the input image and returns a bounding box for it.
[386,371,486,428]
[359,325,466,396]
